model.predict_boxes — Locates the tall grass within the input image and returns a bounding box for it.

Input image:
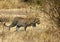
[0,0,60,42]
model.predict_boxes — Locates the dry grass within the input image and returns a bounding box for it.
[0,9,60,42]
[0,0,30,9]
[0,0,60,42]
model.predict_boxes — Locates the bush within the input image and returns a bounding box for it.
[21,0,43,5]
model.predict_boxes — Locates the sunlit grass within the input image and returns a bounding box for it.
[0,0,60,42]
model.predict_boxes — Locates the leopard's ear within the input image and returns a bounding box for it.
[3,22,6,26]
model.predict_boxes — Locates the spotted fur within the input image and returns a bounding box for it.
[4,17,40,31]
